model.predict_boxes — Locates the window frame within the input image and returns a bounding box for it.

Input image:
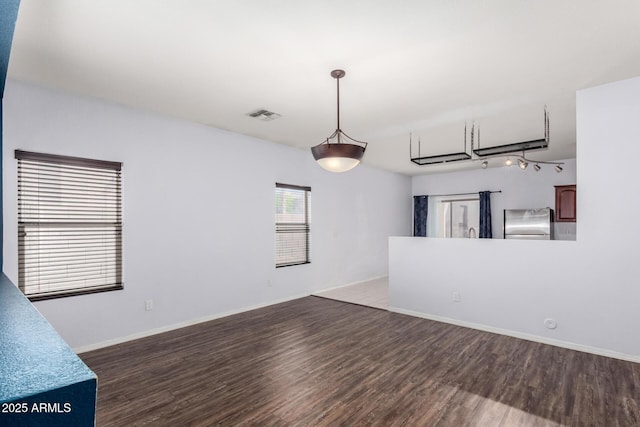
[275,182,311,268]
[15,150,123,301]
[428,195,480,239]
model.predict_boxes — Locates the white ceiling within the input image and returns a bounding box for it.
[8,0,640,175]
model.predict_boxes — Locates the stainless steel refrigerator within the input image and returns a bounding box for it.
[503,208,554,240]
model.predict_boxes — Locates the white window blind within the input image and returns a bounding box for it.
[16,150,123,300]
[275,183,311,267]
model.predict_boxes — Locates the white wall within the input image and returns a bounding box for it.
[390,76,640,361]
[412,158,577,239]
[2,79,411,350]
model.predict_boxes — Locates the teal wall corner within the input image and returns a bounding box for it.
[0,0,21,96]
[0,275,98,426]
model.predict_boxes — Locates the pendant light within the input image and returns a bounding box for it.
[311,70,367,172]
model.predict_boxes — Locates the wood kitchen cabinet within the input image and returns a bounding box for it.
[555,185,576,222]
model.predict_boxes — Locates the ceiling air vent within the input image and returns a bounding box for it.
[247,109,282,121]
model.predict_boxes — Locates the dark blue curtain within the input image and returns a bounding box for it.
[413,195,428,237]
[479,191,492,238]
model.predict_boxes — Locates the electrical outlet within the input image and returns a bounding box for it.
[452,291,461,302]
[145,299,153,311]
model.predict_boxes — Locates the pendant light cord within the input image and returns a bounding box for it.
[336,75,341,142]
[315,69,367,148]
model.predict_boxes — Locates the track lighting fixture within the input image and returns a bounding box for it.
[477,154,563,172]
[518,159,528,170]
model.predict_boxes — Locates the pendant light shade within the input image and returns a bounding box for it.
[311,70,367,173]
[311,141,365,172]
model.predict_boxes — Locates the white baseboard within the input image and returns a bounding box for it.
[389,306,640,364]
[74,293,310,354]
[311,275,388,295]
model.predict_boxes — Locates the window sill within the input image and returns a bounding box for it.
[276,261,311,269]
[26,284,124,302]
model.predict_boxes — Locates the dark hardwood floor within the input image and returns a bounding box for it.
[80,296,640,426]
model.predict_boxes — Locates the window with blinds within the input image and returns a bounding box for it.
[275,183,311,268]
[16,150,123,301]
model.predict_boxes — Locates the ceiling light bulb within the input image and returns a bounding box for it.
[533,164,541,172]
[518,159,528,170]
[505,158,513,166]
[555,165,563,173]
[317,156,360,173]
[481,160,488,169]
